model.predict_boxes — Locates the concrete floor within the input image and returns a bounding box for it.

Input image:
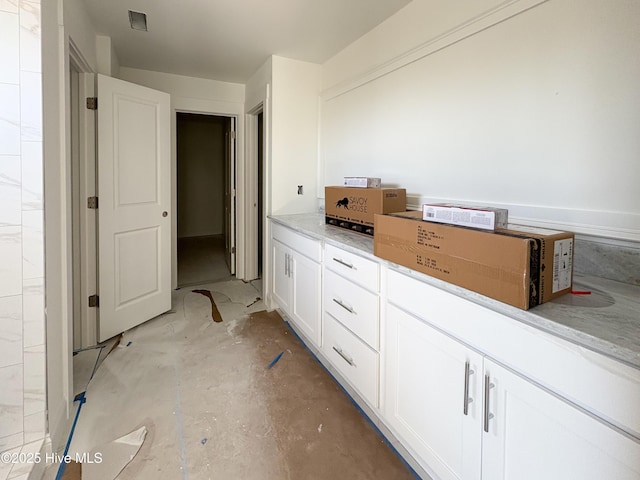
[47,278,415,479]
[177,235,233,287]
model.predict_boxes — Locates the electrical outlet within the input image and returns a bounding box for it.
[297,185,303,195]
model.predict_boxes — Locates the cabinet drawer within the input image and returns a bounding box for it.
[272,222,321,262]
[325,243,379,292]
[323,313,379,407]
[324,269,379,349]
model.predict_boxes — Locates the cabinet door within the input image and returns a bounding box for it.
[482,359,640,480]
[271,239,291,314]
[385,304,483,480]
[291,251,322,347]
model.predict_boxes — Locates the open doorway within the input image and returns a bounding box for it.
[177,113,236,287]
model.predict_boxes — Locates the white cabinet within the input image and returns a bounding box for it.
[482,359,640,480]
[323,313,379,407]
[290,252,322,345]
[271,223,322,347]
[268,219,640,480]
[272,239,292,313]
[385,281,640,480]
[385,304,482,480]
[322,244,381,407]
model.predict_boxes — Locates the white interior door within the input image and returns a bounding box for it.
[224,117,236,274]
[97,74,171,341]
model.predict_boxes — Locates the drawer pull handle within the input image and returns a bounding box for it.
[332,346,355,366]
[463,361,474,416]
[484,375,495,433]
[332,298,355,314]
[332,257,354,269]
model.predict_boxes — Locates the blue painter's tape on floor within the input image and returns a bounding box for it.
[267,351,284,369]
[55,392,87,480]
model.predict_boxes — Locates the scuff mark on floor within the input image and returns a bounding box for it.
[192,289,223,323]
[247,297,261,307]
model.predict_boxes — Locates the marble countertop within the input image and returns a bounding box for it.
[270,213,640,370]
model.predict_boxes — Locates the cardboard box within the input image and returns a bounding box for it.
[325,186,406,235]
[373,211,573,310]
[422,203,508,230]
[500,224,574,304]
[343,177,381,188]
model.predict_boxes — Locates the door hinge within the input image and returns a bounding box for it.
[86,97,98,110]
[231,247,236,254]
[87,196,98,209]
[230,130,236,140]
[88,295,99,308]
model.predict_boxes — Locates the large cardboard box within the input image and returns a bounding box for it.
[374,211,574,310]
[325,186,406,235]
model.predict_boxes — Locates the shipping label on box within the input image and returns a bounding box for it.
[343,177,381,188]
[325,186,406,232]
[422,203,508,230]
[374,212,573,310]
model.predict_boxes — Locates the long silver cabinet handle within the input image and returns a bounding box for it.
[285,253,289,277]
[463,361,474,416]
[332,346,355,366]
[332,298,355,314]
[332,257,354,269]
[484,374,495,433]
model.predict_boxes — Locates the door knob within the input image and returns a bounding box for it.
[162,211,168,217]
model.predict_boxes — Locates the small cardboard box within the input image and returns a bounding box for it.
[422,203,508,230]
[373,211,573,310]
[343,177,381,188]
[325,186,406,235]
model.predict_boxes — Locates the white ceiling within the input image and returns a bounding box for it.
[81,0,412,84]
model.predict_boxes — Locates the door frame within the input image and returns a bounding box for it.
[244,106,261,283]
[171,106,243,288]
[175,112,236,280]
[69,58,98,350]
[245,84,271,301]
[44,36,95,450]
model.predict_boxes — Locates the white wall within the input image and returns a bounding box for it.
[120,67,245,104]
[177,115,226,238]
[271,56,321,214]
[62,0,98,70]
[319,0,640,242]
[96,34,120,77]
[0,0,46,457]
[245,57,272,114]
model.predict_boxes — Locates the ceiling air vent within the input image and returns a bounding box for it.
[128,10,148,31]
